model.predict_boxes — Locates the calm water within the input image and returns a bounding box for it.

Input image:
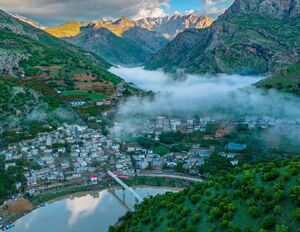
[12,187,176,232]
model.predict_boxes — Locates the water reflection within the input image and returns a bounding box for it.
[67,192,102,226]
[12,187,176,232]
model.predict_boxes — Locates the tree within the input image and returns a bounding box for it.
[275,225,289,232]
[293,208,300,221]
[248,205,259,218]
[290,185,300,205]
[192,213,201,224]
[262,215,276,229]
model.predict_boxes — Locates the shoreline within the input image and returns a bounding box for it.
[1,176,188,226]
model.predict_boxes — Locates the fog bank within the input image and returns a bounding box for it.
[110,66,300,119]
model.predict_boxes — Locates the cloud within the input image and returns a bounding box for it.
[0,0,170,26]
[110,66,300,120]
[66,193,102,226]
[200,0,233,18]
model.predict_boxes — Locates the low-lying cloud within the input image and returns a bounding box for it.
[110,66,300,120]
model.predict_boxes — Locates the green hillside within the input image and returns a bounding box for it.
[0,10,121,86]
[0,9,129,144]
[256,63,300,96]
[111,158,300,232]
[67,27,151,65]
[0,78,80,145]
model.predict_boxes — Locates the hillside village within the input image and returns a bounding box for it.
[1,112,300,198]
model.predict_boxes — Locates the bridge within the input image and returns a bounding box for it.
[136,173,203,182]
[108,189,132,211]
[107,171,143,203]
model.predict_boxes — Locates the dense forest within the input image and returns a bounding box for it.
[110,157,300,232]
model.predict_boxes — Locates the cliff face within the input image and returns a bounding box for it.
[146,0,300,75]
[222,0,300,19]
[135,14,213,38]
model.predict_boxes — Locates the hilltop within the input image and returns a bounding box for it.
[110,157,300,232]
[45,21,85,38]
[146,0,300,76]
[135,14,213,39]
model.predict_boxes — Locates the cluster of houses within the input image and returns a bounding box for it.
[237,116,300,129]
[0,124,134,195]
[114,115,300,142]
[2,112,298,197]
[113,116,213,139]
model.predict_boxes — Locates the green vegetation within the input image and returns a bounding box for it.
[256,63,300,95]
[67,28,152,65]
[123,136,170,156]
[146,13,300,77]
[0,10,121,86]
[110,158,300,232]
[0,78,79,145]
[62,90,107,101]
[0,157,40,203]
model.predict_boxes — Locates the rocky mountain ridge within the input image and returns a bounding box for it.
[135,14,213,38]
[146,0,300,76]
[14,13,213,65]
[221,0,300,19]
[45,13,213,39]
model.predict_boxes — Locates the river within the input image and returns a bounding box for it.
[11,186,177,232]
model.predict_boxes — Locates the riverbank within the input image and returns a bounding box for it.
[1,176,191,226]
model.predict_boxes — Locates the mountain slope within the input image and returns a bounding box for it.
[66,26,152,65]
[45,14,212,65]
[146,0,300,75]
[65,20,169,65]
[110,157,300,232]
[45,21,85,38]
[256,62,300,95]
[0,78,79,145]
[0,9,120,85]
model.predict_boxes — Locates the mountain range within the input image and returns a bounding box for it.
[44,14,213,65]
[145,0,300,76]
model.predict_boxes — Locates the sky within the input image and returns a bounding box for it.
[0,0,233,26]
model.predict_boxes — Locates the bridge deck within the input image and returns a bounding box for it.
[107,171,143,203]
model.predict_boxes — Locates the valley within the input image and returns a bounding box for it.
[0,0,299,231]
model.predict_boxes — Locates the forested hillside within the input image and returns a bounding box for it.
[111,158,300,232]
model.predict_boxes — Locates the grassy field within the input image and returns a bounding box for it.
[62,90,107,101]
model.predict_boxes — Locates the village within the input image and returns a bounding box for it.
[1,113,299,198]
